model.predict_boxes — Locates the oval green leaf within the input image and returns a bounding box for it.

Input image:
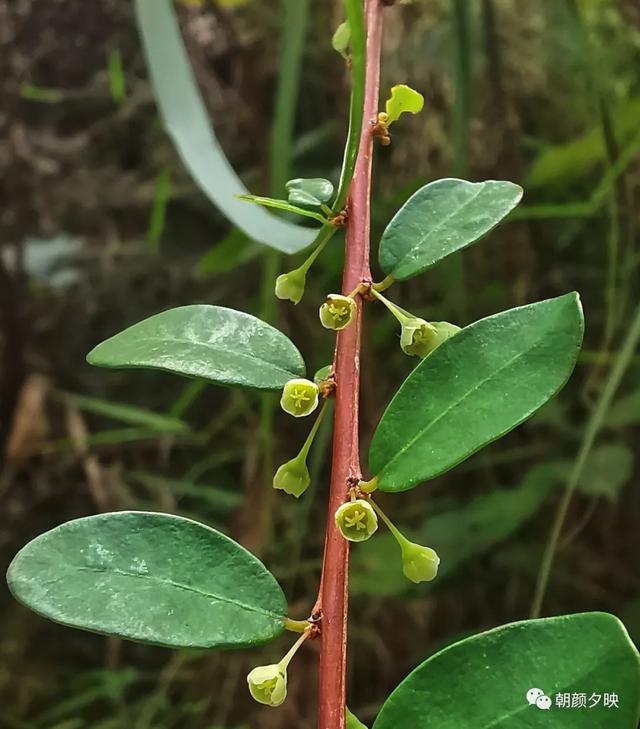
[7,511,288,649]
[373,613,640,729]
[370,293,584,492]
[87,305,305,390]
[379,178,523,281]
[332,21,351,56]
[286,178,334,207]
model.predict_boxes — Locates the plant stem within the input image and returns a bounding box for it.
[280,628,311,668]
[369,286,411,323]
[284,617,310,633]
[300,400,329,460]
[530,297,640,618]
[316,2,384,727]
[368,497,407,547]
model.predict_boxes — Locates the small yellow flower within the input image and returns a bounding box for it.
[400,317,438,357]
[247,663,287,707]
[400,319,461,358]
[275,268,306,305]
[273,456,310,498]
[400,541,440,583]
[335,499,378,542]
[319,294,356,331]
[280,378,320,418]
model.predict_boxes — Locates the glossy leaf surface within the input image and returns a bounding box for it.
[286,178,334,207]
[370,294,584,492]
[373,613,640,729]
[7,512,287,649]
[87,305,305,390]
[379,178,523,281]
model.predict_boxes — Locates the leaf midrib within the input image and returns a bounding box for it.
[388,183,486,271]
[379,318,559,481]
[104,335,299,380]
[73,564,282,621]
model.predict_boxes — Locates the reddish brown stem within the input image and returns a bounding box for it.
[316,2,385,728]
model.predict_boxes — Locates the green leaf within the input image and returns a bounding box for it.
[378,178,523,281]
[314,364,333,383]
[577,444,633,501]
[332,21,351,56]
[7,512,287,649]
[384,84,424,125]
[87,305,304,391]
[373,613,640,729]
[370,294,584,492]
[238,194,328,224]
[64,393,189,434]
[286,178,334,207]
[333,0,366,211]
[134,0,315,253]
[346,707,368,729]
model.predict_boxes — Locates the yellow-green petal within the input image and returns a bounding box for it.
[385,84,424,125]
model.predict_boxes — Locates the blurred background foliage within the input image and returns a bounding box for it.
[1,0,639,727]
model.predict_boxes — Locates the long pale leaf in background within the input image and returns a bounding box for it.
[7,512,288,649]
[134,0,315,253]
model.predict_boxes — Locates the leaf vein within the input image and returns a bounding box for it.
[73,564,282,621]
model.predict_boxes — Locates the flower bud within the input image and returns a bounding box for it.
[399,317,438,358]
[273,455,310,498]
[400,318,461,358]
[275,268,306,305]
[319,294,356,331]
[335,499,378,542]
[280,378,320,418]
[247,663,287,707]
[400,540,440,583]
[432,321,461,346]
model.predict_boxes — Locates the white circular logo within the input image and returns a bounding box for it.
[527,688,545,705]
[536,695,552,711]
